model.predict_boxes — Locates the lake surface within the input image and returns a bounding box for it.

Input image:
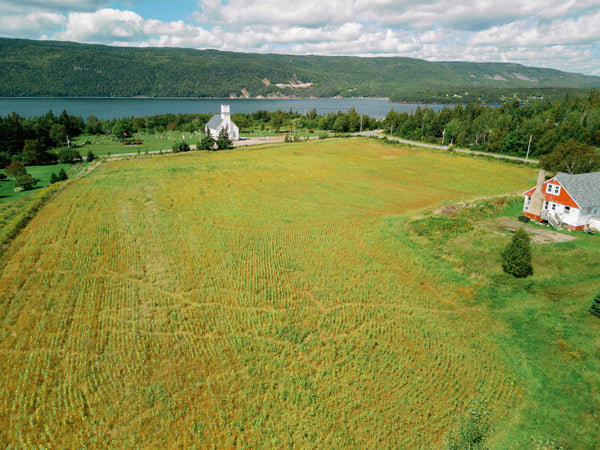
[0,98,448,120]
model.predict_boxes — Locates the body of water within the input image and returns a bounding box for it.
[0,97,448,120]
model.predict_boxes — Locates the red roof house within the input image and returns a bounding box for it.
[523,171,600,231]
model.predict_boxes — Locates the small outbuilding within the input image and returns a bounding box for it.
[523,170,600,230]
[205,105,239,141]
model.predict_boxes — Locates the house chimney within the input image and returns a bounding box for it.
[221,105,230,120]
[528,169,546,218]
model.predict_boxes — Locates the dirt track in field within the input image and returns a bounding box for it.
[493,218,577,244]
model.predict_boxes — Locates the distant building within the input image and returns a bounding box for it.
[205,105,239,141]
[523,170,600,230]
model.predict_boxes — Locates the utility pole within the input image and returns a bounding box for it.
[441,129,446,147]
[525,134,532,164]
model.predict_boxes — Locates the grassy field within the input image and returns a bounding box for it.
[0,138,597,447]
[73,130,317,157]
[73,132,190,156]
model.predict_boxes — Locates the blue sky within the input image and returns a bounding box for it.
[1,0,600,76]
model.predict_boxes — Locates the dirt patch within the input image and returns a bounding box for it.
[492,218,577,244]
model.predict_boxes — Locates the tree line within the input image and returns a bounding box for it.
[0,108,379,168]
[2,91,600,177]
[383,89,600,173]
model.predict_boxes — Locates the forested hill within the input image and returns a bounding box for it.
[2,38,600,100]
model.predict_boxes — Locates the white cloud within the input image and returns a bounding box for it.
[0,11,66,38]
[0,0,110,13]
[194,0,355,27]
[53,9,146,42]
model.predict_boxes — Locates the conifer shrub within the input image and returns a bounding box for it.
[501,227,533,278]
[589,292,600,318]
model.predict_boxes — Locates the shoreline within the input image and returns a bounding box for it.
[0,96,392,101]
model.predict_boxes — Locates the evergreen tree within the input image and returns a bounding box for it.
[216,127,233,150]
[501,227,534,278]
[199,128,215,150]
[86,149,95,163]
[590,292,600,318]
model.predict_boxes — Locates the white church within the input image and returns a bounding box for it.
[205,105,239,141]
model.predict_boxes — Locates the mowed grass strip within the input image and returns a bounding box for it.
[0,139,536,447]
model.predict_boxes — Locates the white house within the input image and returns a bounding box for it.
[523,170,600,231]
[205,105,239,141]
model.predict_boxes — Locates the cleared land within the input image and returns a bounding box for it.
[0,139,598,447]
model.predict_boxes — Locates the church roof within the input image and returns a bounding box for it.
[206,114,223,130]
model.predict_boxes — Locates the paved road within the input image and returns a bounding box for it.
[355,130,539,164]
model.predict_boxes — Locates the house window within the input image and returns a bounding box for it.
[551,203,556,211]
[553,185,560,195]
[546,184,553,193]
[543,201,548,210]
[565,206,571,213]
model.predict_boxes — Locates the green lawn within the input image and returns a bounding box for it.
[73,132,191,156]
[408,198,600,448]
[0,163,75,201]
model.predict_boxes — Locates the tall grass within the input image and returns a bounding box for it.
[0,139,562,447]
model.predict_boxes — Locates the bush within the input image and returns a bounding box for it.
[5,160,27,179]
[501,227,533,278]
[171,142,190,153]
[14,174,38,191]
[447,399,491,449]
[86,149,95,163]
[56,148,83,164]
[411,216,474,238]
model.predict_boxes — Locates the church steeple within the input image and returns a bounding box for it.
[221,104,230,120]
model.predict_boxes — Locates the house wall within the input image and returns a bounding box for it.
[541,200,583,229]
[523,175,600,230]
[542,180,578,208]
[523,178,579,222]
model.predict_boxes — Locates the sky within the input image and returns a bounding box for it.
[1,0,600,76]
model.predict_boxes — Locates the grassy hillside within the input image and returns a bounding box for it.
[1,38,599,100]
[0,140,598,447]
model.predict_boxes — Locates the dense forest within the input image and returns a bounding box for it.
[383,89,600,173]
[1,38,600,102]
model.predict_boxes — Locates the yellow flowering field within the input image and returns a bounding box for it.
[0,139,536,447]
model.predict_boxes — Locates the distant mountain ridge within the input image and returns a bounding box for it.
[1,38,599,100]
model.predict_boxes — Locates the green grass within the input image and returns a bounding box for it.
[74,132,190,156]
[410,201,600,448]
[0,163,77,201]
